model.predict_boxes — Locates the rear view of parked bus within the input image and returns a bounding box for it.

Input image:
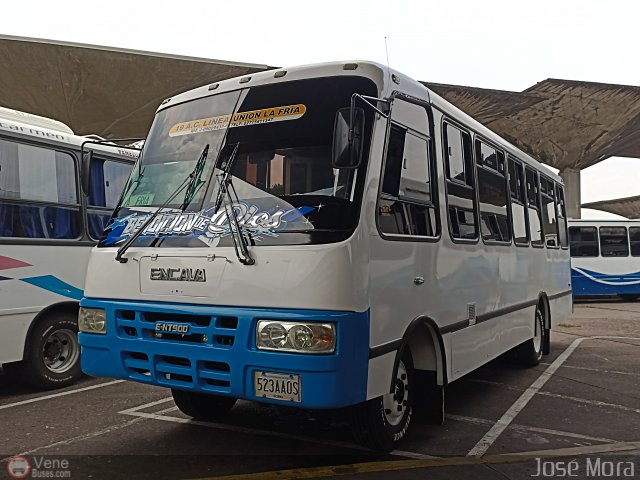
[78,62,572,450]
[0,107,138,388]
[569,219,640,299]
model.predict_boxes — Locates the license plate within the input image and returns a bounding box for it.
[254,371,301,403]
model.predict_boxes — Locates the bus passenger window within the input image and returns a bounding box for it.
[0,139,79,239]
[569,226,598,257]
[444,124,477,240]
[540,176,558,248]
[629,227,640,256]
[555,184,568,248]
[525,168,544,246]
[599,226,629,257]
[476,141,510,243]
[508,158,529,246]
[378,99,437,238]
[87,158,133,239]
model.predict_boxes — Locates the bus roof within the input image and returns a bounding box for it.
[157,60,561,183]
[0,108,139,162]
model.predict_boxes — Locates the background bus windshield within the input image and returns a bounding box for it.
[102,76,376,248]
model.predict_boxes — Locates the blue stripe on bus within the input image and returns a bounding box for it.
[20,275,84,300]
[79,298,370,409]
[571,267,640,296]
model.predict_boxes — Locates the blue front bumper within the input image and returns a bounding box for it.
[79,298,370,409]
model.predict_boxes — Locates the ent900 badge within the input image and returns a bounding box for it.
[150,267,206,282]
[155,322,190,334]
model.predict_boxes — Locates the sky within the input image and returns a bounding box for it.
[3,0,639,215]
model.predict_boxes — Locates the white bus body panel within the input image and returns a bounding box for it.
[0,246,91,363]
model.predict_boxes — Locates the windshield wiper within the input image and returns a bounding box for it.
[114,144,209,263]
[211,143,255,266]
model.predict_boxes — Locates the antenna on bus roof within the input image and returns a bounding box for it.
[384,37,392,86]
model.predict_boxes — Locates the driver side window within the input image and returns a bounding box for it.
[378,98,439,238]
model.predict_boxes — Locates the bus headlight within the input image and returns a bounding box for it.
[78,308,107,334]
[256,321,335,353]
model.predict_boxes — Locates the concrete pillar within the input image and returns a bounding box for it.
[560,168,581,219]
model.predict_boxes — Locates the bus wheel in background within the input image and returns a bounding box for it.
[516,304,545,367]
[619,294,640,301]
[171,389,237,421]
[21,312,82,389]
[350,350,415,451]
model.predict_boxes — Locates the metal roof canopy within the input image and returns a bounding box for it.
[0,35,271,138]
[582,196,640,219]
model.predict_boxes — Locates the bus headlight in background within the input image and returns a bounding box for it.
[78,307,107,334]
[256,321,335,353]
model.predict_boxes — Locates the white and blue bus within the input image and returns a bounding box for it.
[0,107,138,389]
[569,219,640,299]
[78,62,572,450]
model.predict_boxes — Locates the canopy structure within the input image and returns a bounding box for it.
[0,35,271,139]
[582,196,640,219]
[424,79,640,218]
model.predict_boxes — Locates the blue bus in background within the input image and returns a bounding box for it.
[569,219,640,299]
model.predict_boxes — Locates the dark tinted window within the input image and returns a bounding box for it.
[540,176,558,248]
[378,99,437,238]
[630,227,640,256]
[526,168,543,246]
[569,226,598,257]
[508,157,528,245]
[476,141,510,243]
[600,226,629,257]
[556,184,568,248]
[445,124,476,240]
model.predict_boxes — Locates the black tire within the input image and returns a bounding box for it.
[414,370,445,425]
[619,294,640,301]
[171,389,236,421]
[516,304,545,367]
[542,328,551,355]
[20,312,82,389]
[350,350,415,451]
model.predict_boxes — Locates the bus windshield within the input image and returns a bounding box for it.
[101,76,377,248]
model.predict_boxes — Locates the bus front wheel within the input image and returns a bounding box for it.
[350,350,415,451]
[21,312,82,389]
[171,389,237,421]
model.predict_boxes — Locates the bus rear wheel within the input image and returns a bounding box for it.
[171,389,237,421]
[350,350,414,451]
[20,312,82,389]
[517,304,545,367]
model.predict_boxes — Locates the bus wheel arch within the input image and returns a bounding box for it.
[400,316,447,425]
[20,302,82,389]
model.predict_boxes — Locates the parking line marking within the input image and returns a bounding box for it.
[118,396,174,415]
[467,336,640,457]
[447,414,617,444]
[194,440,640,480]
[0,404,177,463]
[0,380,125,411]
[539,362,640,377]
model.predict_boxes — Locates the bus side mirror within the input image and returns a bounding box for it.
[81,150,94,195]
[332,107,364,169]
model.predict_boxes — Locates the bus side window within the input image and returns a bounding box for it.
[508,157,529,246]
[569,226,599,257]
[540,176,558,248]
[378,99,437,238]
[87,158,133,239]
[525,167,544,247]
[555,183,569,248]
[599,226,629,257]
[0,138,79,239]
[444,123,477,240]
[629,227,640,256]
[475,140,510,243]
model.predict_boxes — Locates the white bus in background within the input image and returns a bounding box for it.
[78,62,572,450]
[569,219,640,299]
[0,107,138,389]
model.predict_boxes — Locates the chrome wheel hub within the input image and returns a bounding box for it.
[42,329,79,374]
[383,361,410,426]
